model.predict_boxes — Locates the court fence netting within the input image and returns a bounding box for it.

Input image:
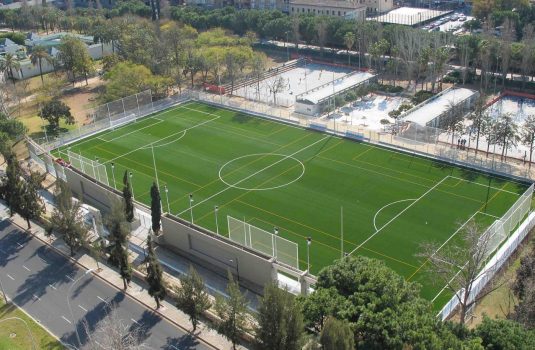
[228,216,299,269]
[437,183,534,320]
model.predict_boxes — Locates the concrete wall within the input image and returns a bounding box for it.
[158,214,277,290]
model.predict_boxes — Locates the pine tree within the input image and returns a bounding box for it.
[19,170,46,229]
[174,266,211,331]
[122,170,134,223]
[255,283,304,350]
[214,272,249,350]
[106,201,132,289]
[150,182,161,235]
[1,153,23,217]
[49,180,89,256]
[146,235,166,309]
[320,317,354,350]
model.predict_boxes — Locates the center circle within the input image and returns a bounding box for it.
[218,153,305,191]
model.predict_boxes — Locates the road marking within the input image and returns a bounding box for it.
[39,258,47,264]
[22,265,31,272]
[97,296,106,302]
[131,318,141,326]
[78,305,87,312]
[16,242,23,248]
[0,248,6,254]
[32,294,41,301]
[6,274,14,280]
[48,284,57,290]
[61,316,71,324]
[169,346,179,350]
[66,275,75,282]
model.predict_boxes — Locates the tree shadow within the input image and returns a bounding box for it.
[128,309,162,344]
[0,222,31,268]
[61,292,125,347]
[231,112,260,125]
[71,277,92,299]
[163,334,200,350]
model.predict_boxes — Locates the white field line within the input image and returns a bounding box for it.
[141,130,186,149]
[102,114,221,165]
[478,211,500,219]
[100,119,165,143]
[373,198,416,231]
[431,260,468,303]
[177,135,330,216]
[448,175,519,195]
[349,176,450,256]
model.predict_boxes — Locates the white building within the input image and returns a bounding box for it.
[355,0,393,13]
[289,0,367,19]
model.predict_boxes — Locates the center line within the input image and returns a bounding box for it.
[177,135,330,216]
[61,316,71,324]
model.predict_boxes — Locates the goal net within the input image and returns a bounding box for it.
[227,216,299,269]
[67,150,110,187]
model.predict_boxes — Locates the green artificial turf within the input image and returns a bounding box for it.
[55,101,529,308]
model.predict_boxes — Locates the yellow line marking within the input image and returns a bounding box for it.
[406,181,509,281]
[94,146,203,188]
[352,146,374,160]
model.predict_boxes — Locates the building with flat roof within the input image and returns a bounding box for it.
[355,0,393,13]
[289,0,367,19]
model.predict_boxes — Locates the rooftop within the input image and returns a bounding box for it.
[298,71,375,105]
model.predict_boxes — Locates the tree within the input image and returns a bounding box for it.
[298,287,348,332]
[122,170,134,223]
[38,99,74,134]
[145,235,166,309]
[511,242,535,328]
[84,303,147,350]
[301,256,444,349]
[0,112,26,157]
[150,182,161,234]
[0,153,23,216]
[475,316,535,350]
[0,53,21,85]
[255,283,304,350]
[521,115,535,168]
[320,317,354,350]
[467,94,488,153]
[267,76,287,106]
[18,170,46,229]
[106,201,132,290]
[418,220,499,325]
[174,266,211,332]
[29,45,51,85]
[343,32,355,66]
[494,113,519,160]
[316,19,327,57]
[214,272,249,350]
[57,35,94,85]
[48,180,89,256]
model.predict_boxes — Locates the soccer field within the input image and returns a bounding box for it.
[56,101,529,307]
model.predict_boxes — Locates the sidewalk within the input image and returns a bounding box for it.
[0,201,249,350]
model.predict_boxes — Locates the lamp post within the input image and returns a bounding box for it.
[129,171,135,200]
[67,269,94,348]
[230,258,240,282]
[306,237,311,273]
[214,205,219,235]
[189,194,194,224]
[110,162,116,189]
[164,185,171,214]
[273,227,279,260]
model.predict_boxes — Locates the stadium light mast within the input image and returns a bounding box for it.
[111,162,116,189]
[129,171,135,200]
[151,144,160,190]
[164,185,171,214]
[214,205,219,235]
[189,193,194,224]
[306,236,311,273]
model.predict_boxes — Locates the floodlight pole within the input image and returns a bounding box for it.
[151,144,160,190]
[129,172,135,200]
[484,176,492,212]
[111,162,116,189]
[189,194,194,224]
[214,205,219,235]
[340,206,344,259]
[306,237,311,274]
[164,185,171,214]
[230,258,240,282]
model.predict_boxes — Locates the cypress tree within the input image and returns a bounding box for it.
[150,182,161,234]
[122,170,134,222]
[106,201,132,289]
[175,266,211,331]
[19,170,46,229]
[146,235,166,308]
[2,153,23,216]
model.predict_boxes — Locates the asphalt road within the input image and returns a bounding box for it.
[0,219,213,350]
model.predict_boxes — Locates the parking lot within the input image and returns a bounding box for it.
[422,13,473,34]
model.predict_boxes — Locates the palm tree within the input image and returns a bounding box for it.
[0,53,21,85]
[343,32,356,67]
[30,45,51,85]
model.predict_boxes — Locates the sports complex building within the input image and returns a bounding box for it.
[27,69,535,322]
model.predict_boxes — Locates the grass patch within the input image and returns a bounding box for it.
[0,300,64,350]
